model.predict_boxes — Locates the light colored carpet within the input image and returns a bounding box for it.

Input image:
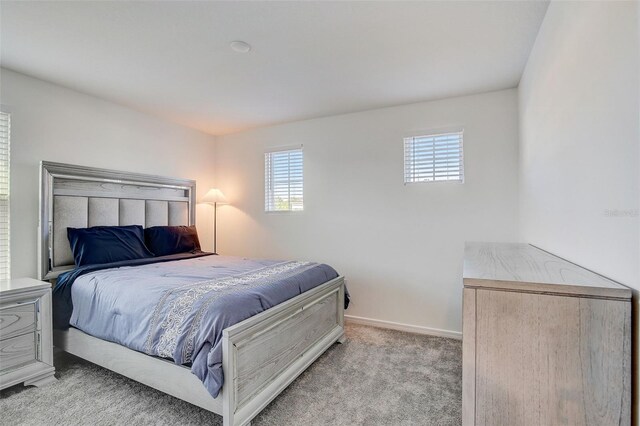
[0,324,461,425]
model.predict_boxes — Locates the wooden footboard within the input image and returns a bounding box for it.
[222,276,345,426]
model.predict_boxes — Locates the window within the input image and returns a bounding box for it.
[0,112,9,279]
[404,130,464,184]
[265,147,303,212]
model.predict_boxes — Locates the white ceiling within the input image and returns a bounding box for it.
[1,1,548,135]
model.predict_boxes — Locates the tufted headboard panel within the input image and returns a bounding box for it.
[39,162,196,280]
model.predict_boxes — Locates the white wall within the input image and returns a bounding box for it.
[215,89,520,335]
[518,0,639,419]
[0,69,217,279]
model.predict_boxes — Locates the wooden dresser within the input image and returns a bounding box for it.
[0,278,56,389]
[462,242,631,426]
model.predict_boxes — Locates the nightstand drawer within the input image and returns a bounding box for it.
[0,333,37,371]
[0,303,37,339]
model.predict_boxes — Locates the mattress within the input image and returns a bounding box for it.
[53,254,341,397]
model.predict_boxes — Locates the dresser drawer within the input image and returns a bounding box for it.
[0,302,37,340]
[0,333,37,371]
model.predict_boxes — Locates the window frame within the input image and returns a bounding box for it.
[403,128,465,185]
[264,146,304,213]
[0,110,10,279]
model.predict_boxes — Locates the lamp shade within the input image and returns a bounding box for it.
[201,188,228,204]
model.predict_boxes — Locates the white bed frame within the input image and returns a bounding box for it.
[40,162,346,426]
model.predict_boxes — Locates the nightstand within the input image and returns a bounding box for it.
[0,278,56,389]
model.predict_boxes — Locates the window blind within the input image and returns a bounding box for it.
[0,112,10,279]
[265,148,303,212]
[404,130,464,183]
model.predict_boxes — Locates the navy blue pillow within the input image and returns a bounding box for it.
[144,225,201,257]
[67,225,154,267]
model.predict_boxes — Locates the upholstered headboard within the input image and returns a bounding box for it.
[38,162,196,280]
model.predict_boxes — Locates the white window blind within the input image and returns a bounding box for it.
[404,130,464,183]
[265,148,303,212]
[0,112,10,279]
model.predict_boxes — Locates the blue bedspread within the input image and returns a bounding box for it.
[52,254,343,398]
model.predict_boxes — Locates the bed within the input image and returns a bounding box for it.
[39,162,346,426]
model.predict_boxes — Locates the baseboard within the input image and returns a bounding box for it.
[344,315,462,340]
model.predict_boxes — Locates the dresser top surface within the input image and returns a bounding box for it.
[463,242,631,299]
[0,277,51,295]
